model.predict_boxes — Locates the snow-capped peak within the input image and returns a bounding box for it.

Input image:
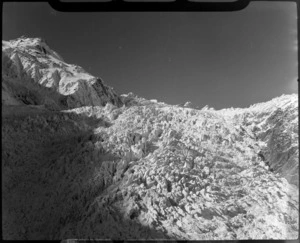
[2,37,123,109]
[3,36,64,62]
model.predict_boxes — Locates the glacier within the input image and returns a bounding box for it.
[2,37,299,240]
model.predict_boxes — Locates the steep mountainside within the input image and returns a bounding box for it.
[2,37,299,240]
[2,37,122,109]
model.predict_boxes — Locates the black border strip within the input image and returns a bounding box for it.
[48,0,251,12]
[2,0,297,12]
[1,0,253,12]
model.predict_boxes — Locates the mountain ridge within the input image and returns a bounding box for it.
[2,37,122,109]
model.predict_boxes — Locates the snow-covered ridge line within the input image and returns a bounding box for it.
[3,36,64,62]
[2,37,123,109]
[218,94,297,115]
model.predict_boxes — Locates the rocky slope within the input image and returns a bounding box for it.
[2,37,299,240]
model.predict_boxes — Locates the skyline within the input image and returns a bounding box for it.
[3,1,298,109]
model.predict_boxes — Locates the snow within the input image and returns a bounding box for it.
[2,36,299,240]
[2,37,122,109]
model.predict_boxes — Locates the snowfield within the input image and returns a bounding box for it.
[2,37,299,240]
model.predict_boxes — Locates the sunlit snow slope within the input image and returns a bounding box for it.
[2,37,122,109]
[2,37,299,240]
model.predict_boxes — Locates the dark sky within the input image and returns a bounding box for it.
[3,2,297,109]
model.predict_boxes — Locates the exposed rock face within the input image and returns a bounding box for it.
[2,37,298,240]
[2,37,122,109]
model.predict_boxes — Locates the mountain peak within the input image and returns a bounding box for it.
[2,37,123,109]
[3,36,65,62]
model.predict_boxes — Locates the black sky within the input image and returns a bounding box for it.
[3,2,297,109]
